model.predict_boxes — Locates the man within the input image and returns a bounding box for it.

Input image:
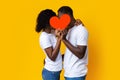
[58,6,88,80]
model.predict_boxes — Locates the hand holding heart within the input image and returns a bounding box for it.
[55,29,68,40]
[50,14,71,30]
[55,30,61,37]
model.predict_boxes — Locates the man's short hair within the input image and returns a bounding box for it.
[58,6,73,17]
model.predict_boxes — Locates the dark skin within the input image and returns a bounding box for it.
[43,27,62,62]
[58,12,87,59]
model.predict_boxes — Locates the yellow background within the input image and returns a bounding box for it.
[0,0,120,80]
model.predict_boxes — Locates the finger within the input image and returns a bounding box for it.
[64,29,68,34]
[61,31,65,35]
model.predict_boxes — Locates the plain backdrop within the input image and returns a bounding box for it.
[0,0,120,80]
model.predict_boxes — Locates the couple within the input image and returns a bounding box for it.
[36,6,88,80]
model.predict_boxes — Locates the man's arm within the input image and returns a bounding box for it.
[62,39,86,59]
[61,28,88,59]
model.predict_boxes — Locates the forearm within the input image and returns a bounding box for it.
[62,39,84,59]
[51,39,61,61]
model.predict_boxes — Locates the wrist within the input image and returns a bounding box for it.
[57,37,61,41]
[62,38,67,42]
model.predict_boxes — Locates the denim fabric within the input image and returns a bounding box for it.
[42,68,61,80]
[65,75,86,80]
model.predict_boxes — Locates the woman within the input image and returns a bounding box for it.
[35,9,62,80]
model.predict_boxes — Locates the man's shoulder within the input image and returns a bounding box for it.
[73,24,88,33]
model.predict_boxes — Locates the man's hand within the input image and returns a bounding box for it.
[61,29,68,40]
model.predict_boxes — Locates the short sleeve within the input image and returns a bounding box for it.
[40,34,52,49]
[76,27,88,46]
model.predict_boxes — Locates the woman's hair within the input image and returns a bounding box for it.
[35,9,56,33]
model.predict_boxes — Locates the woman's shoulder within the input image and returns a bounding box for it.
[40,32,49,37]
[39,32,50,40]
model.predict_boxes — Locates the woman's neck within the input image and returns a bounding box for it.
[43,28,51,34]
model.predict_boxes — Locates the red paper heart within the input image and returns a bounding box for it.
[50,14,71,30]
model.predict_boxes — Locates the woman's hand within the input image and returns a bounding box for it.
[74,19,84,26]
[55,30,61,37]
[55,30,63,40]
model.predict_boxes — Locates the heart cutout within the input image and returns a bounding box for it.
[50,14,71,30]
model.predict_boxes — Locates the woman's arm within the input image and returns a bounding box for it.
[44,38,61,61]
[44,31,62,61]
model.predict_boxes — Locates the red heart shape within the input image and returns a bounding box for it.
[50,14,71,30]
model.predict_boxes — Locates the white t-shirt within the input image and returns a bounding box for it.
[64,24,88,77]
[39,32,62,71]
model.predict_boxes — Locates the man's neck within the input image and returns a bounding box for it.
[68,18,76,30]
